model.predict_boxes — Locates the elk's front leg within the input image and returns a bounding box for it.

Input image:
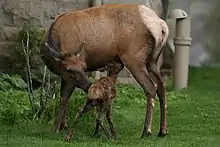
[54,78,76,132]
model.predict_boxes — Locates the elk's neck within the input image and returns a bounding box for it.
[109,75,117,85]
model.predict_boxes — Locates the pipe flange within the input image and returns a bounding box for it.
[174,37,192,46]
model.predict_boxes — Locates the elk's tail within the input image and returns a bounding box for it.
[153,20,169,62]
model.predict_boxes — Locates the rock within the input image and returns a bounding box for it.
[3,0,44,26]
[1,27,19,41]
[0,41,14,56]
[0,55,13,73]
[118,68,133,77]
[43,20,54,28]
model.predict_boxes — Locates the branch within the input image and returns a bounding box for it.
[22,31,35,110]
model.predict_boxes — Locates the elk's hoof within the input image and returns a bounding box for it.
[53,121,67,132]
[93,133,100,138]
[158,130,168,137]
[109,138,116,142]
[111,135,117,140]
[141,130,152,138]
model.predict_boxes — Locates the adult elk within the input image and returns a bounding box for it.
[40,3,169,137]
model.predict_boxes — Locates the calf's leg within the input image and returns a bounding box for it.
[92,116,112,139]
[93,114,115,140]
[65,99,96,142]
[54,78,76,132]
[98,119,112,139]
[106,105,116,139]
[93,119,100,138]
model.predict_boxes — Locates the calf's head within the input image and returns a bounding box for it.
[76,85,105,118]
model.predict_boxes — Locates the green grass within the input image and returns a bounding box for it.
[1,67,220,147]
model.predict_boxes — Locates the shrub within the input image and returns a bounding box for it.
[0,89,31,125]
[0,73,27,91]
[0,72,88,125]
[11,24,45,70]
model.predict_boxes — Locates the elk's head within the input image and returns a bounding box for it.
[60,50,86,74]
[45,41,86,71]
[45,41,90,89]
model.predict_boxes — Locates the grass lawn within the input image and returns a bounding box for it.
[0,67,220,147]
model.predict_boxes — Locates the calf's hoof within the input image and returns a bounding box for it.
[65,136,71,142]
[65,129,73,142]
[158,130,168,137]
[141,130,152,138]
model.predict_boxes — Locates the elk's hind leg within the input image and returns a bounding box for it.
[121,55,157,138]
[148,63,168,137]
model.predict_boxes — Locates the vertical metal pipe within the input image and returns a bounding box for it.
[172,17,192,90]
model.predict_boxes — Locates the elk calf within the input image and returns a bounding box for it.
[65,63,123,142]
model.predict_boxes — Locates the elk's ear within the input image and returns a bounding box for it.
[76,51,81,58]
[76,41,86,58]
[76,44,85,59]
[45,43,61,61]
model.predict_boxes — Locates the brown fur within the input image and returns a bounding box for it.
[40,4,169,137]
[88,77,116,102]
[65,63,122,141]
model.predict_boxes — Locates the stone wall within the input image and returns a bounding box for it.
[0,0,90,71]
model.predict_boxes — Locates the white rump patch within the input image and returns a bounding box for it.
[137,4,169,50]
